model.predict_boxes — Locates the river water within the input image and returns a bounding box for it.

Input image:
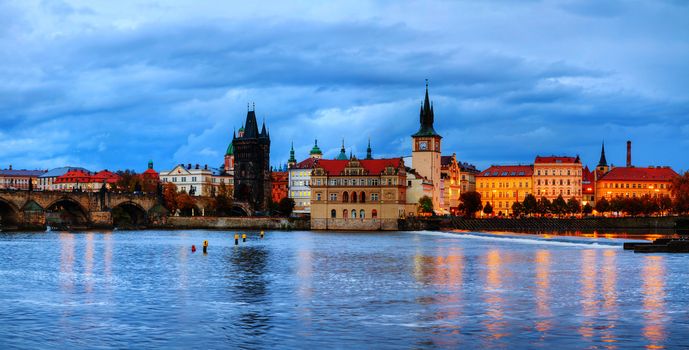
[0,230,688,349]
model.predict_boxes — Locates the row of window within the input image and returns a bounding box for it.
[602,183,666,189]
[479,181,531,189]
[290,190,311,198]
[161,176,201,183]
[323,192,379,202]
[536,189,581,196]
[330,209,378,219]
[480,191,531,199]
[536,179,581,186]
[535,169,581,176]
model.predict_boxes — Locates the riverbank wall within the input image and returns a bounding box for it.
[152,216,310,230]
[399,216,688,233]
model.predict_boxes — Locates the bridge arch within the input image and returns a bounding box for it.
[45,197,90,228]
[112,201,148,228]
[0,197,20,228]
[229,204,250,217]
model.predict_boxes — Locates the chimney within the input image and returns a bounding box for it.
[626,140,632,167]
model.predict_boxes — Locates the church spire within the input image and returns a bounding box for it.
[288,141,296,167]
[366,138,373,160]
[336,139,348,160]
[598,141,608,167]
[412,79,441,138]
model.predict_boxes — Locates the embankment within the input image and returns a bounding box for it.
[153,216,310,230]
[400,216,689,233]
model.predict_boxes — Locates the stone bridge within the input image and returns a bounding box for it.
[0,190,162,230]
[0,190,254,230]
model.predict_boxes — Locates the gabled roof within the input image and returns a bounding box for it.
[535,156,580,164]
[598,167,679,182]
[315,158,403,176]
[582,166,595,184]
[478,165,534,177]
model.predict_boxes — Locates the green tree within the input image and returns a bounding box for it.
[658,195,673,215]
[537,196,551,216]
[459,191,483,218]
[595,197,610,215]
[483,202,494,216]
[551,195,567,216]
[511,202,524,217]
[671,171,689,214]
[278,197,296,217]
[566,197,581,215]
[162,182,178,214]
[522,194,538,216]
[419,196,434,214]
[214,182,233,216]
[582,203,593,215]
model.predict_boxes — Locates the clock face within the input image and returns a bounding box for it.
[419,141,428,150]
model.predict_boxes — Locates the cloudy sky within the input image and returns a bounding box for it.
[1,0,688,173]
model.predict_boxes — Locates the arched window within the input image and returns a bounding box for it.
[343,209,348,219]
[343,192,349,203]
[351,192,358,203]
[372,209,378,218]
[351,209,357,219]
[360,210,365,219]
[360,192,366,203]
[331,209,336,218]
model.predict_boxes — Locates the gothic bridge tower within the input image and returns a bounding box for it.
[232,104,271,212]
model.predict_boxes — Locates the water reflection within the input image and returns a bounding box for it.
[642,256,666,349]
[534,250,552,335]
[483,249,508,341]
[59,232,75,293]
[601,250,618,348]
[84,233,94,293]
[226,246,271,345]
[579,249,598,340]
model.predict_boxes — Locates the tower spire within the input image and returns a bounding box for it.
[288,141,296,167]
[366,138,372,160]
[598,141,608,167]
[412,79,441,138]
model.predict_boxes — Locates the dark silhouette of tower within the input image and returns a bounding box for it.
[232,105,271,212]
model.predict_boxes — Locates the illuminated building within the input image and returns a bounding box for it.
[533,156,583,201]
[310,157,407,230]
[0,166,46,190]
[476,165,534,215]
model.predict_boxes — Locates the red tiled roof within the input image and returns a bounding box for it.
[582,166,595,183]
[599,167,679,182]
[535,156,580,164]
[55,170,120,184]
[478,165,533,177]
[143,168,159,176]
[293,157,319,169]
[316,158,403,175]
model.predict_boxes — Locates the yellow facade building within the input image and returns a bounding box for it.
[476,165,534,215]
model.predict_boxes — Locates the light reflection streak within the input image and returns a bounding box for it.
[59,232,75,293]
[483,249,507,340]
[534,250,551,334]
[642,256,666,349]
[601,250,618,348]
[579,249,598,340]
[84,233,94,293]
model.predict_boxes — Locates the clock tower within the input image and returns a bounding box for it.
[412,80,442,211]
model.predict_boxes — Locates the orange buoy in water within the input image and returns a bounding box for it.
[191,245,196,252]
